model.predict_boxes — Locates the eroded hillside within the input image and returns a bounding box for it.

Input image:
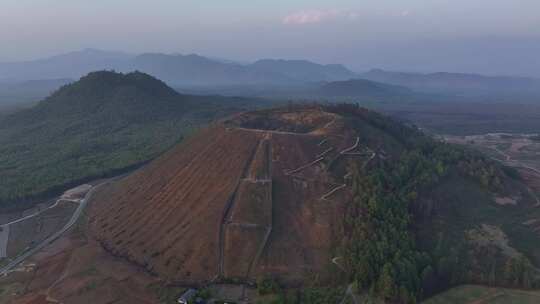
[88,107,382,285]
[83,105,540,303]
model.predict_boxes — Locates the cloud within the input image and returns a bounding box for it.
[283,9,354,25]
[282,8,411,25]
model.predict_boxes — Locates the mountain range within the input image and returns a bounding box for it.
[2,49,539,98]
[360,69,540,97]
[0,49,356,86]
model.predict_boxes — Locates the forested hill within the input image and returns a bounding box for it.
[0,71,254,210]
[324,104,540,303]
[1,71,181,127]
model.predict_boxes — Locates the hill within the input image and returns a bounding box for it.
[361,69,540,97]
[179,78,422,103]
[316,78,412,97]
[250,59,356,82]
[87,104,540,303]
[0,70,255,210]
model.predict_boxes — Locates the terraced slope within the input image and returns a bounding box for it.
[89,107,378,285]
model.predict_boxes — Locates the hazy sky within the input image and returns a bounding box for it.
[2,0,540,76]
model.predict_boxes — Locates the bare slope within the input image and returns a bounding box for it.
[88,105,540,301]
[89,107,374,285]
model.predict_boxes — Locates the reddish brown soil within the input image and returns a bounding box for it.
[7,201,77,258]
[3,227,160,304]
[224,225,266,278]
[89,126,263,284]
[230,182,272,226]
[87,108,363,286]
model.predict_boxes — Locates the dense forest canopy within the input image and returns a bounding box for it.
[0,71,254,210]
[324,104,540,303]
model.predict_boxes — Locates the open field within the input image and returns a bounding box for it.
[444,133,540,174]
[379,102,540,136]
[423,285,540,304]
[6,201,77,257]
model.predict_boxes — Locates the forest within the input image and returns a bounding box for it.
[327,104,538,303]
[0,71,254,210]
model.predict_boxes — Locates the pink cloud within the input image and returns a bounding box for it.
[283,9,412,25]
[283,9,343,25]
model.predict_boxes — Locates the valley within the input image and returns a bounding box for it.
[444,133,540,175]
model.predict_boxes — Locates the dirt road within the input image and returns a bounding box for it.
[0,181,108,276]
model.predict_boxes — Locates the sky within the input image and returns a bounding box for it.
[1,0,540,76]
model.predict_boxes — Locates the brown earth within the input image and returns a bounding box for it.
[7,201,77,258]
[0,220,160,304]
[87,107,369,286]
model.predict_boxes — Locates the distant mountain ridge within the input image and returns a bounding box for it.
[3,49,539,98]
[0,49,357,86]
[316,78,412,97]
[360,69,540,97]
[130,53,293,86]
[250,59,356,82]
[0,49,132,81]
[180,78,421,103]
[0,78,72,106]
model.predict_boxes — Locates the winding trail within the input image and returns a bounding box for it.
[340,137,360,155]
[0,181,109,276]
[246,135,273,281]
[339,284,360,304]
[488,146,540,206]
[321,184,347,201]
[1,197,78,228]
[218,133,274,281]
[234,127,316,137]
[285,157,325,175]
[331,256,345,271]
[0,225,9,258]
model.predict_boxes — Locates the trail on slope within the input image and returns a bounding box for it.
[218,135,265,278]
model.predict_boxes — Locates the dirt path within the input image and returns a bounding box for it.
[504,289,540,298]
[285,157,325,175]
[468,291,505,304]
[0,181,109,276]
[488,146,540,206]
[0,224,9,258]
[321,184,347,201]
[331,256,345,271]
[339,284,360,304]
[246,134,273,280]
[234,127,317,137]
[340,137,360,154]
[218,135,270,279]
[0,198,77,228]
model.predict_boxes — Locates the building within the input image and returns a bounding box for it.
[177,288,197,304]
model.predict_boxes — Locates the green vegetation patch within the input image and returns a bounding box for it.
[0,71,254,210]
[324,104,540,303]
